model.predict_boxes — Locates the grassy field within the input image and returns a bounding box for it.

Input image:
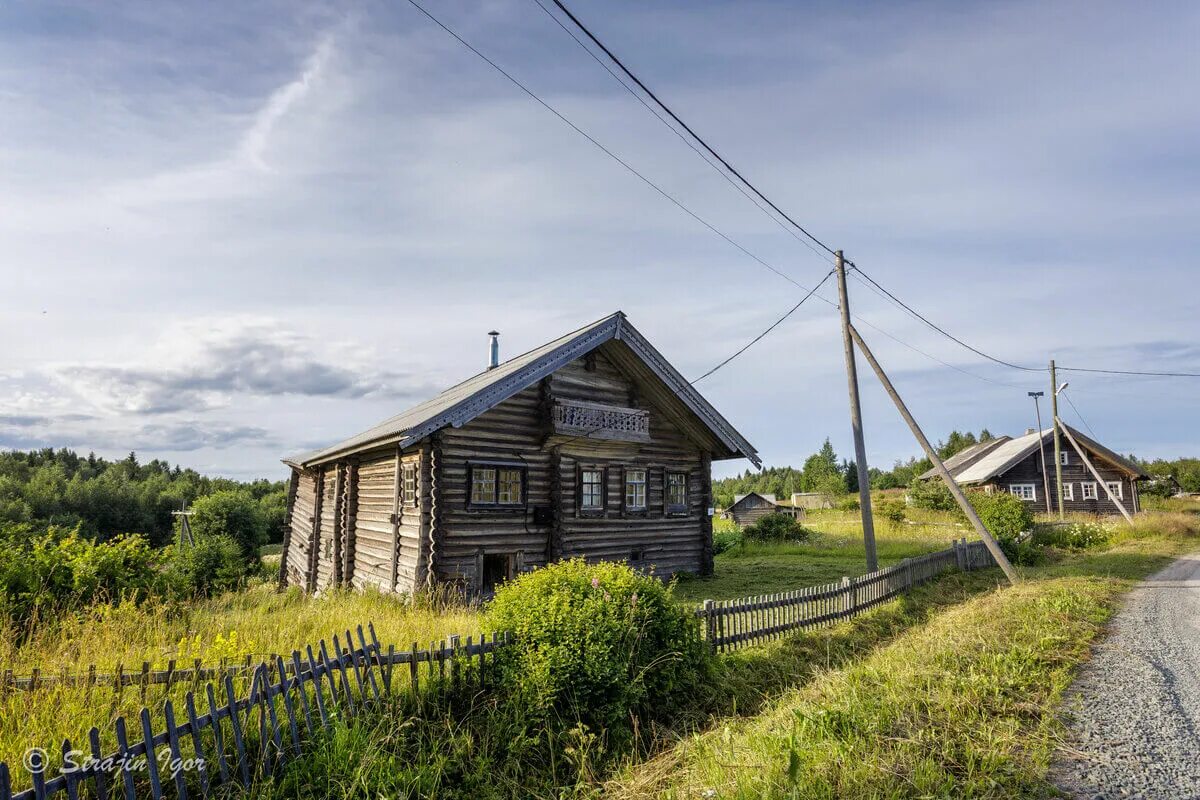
[3,505,1197,795]
[606,511,1200,799]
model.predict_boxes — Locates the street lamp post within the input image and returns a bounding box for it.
[1028,391,1051,514]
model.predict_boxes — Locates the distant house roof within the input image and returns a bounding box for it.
[287,311,760,469]
[917,437,1011,481]
[730,492,778,510]
[920,426,1146,485]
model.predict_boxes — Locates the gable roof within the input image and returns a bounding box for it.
[287,311,760,468]
[917,436,1011,481]
[730,492,777,509]
[924,426,1147,485]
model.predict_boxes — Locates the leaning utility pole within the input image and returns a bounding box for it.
[835,251,878,572]
[1050,359,1065,519]
[848,323,1020,585]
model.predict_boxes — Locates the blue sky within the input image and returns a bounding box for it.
[1,0,1197,480]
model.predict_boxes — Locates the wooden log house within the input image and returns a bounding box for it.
[917,425,1148,514]
[280,312,759,597]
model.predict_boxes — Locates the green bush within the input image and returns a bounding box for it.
[876,497,906,527]
[158,535,257,599]
[968,491,1033,539]
[907,480,958,512]
[744,513,813,543]
[190,490,265,560]
[712,524,744,555]
[835,496,860,512]
[485,559,710,749]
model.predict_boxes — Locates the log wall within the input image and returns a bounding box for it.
[284,468,319,591]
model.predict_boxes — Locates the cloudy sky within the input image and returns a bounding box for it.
[1,0,1197,481]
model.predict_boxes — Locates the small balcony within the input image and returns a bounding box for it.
[551,400,651,443]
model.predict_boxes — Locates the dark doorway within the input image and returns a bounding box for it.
[482,553,514,595]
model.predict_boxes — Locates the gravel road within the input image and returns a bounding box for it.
[1052,553,1200,799]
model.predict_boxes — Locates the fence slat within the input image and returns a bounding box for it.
[163,701,188,800]
[204,684,230,786]
[275,656,301,755]
[354,627,381,702]
[184,692,211,799]
[113,717,136,800]
[305,646,330,727]
[289,652,313,737]
[87,727,107,800]
[223,674,249,788]
[138,707,163,800]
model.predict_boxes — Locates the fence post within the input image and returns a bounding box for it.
[840,576,853,617]
[703,600,716,652]
[904,557,913,589]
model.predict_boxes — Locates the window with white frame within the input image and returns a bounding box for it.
[579,468,604,512]
[1062,483,1074,501]
[1081,482,1098,500]
[624,468,647,511]
[1106,481,1124,500]
[1008,484,1037,501]
[1060,451,1070,466]
[402,464,417,507]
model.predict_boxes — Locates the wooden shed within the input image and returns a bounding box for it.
[726,492,780,526]
[280,312,759,597]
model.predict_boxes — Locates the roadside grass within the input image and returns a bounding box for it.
[608,513,1200,799]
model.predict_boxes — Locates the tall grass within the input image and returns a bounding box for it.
[0,584,479,789]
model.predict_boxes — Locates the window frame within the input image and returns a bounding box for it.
[1081,482,1098,500]
[1105,480,1124,500]
[623,467,648,513]
[1007,483,1037,501]
[577,466,606,516]
[666,471,689,515]
[1060,451,1070,466]
[1062,482,1074,502]
[401,463,418,508]
[467,462,527,511]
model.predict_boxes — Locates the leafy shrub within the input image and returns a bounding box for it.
[907,480,958,512]
[744,513,813,543]
[712,524,743,555]
[876,497,906,527]
[835,496,860,512]
[968,491,1034,539]
[1037,521,1111,551]
[485,559,710,749]
[158,535,257,599]
[190,490,265,559]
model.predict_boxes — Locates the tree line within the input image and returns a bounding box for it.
[716,428,1200,506]
[0,447,288,547]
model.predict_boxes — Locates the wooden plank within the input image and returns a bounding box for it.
[184,693,211,799]
[163,701,189,800]
[355,626,381,701]
[204,683,230,786]
[61,738,79,800]
[114,717,137,800]
[87,727,108,800]
[224,674,250,787]
[138,707,164,799]
[275,656,301,754]
[305,646,330,727]
[290,651,314,736]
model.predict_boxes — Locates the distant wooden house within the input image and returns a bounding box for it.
[726,492,781,526]
[789,492,833,510]
[917,426,1147,514]
[280,312,759,597]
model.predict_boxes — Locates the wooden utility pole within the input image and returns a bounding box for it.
[1050,359,1065,519]
[835,251,878,572]
[848,323,1020,585]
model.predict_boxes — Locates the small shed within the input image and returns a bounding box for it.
[727,492,780,526]
[789,492,833,510]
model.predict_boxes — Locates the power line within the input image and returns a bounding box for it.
[548,0,838,258]
[1057,365,1200,378]
[1059,389,1097,438]
[528,0,834,266]
[850,266,1045,373]
[692,269,834,383]
[401,0,818,295]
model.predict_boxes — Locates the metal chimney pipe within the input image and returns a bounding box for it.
[487,331,500,370]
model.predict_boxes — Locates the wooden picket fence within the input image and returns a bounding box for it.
[0,624,509,800]
[697,538,994,651]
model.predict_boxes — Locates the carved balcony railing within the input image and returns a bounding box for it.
[551,400,651,443]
